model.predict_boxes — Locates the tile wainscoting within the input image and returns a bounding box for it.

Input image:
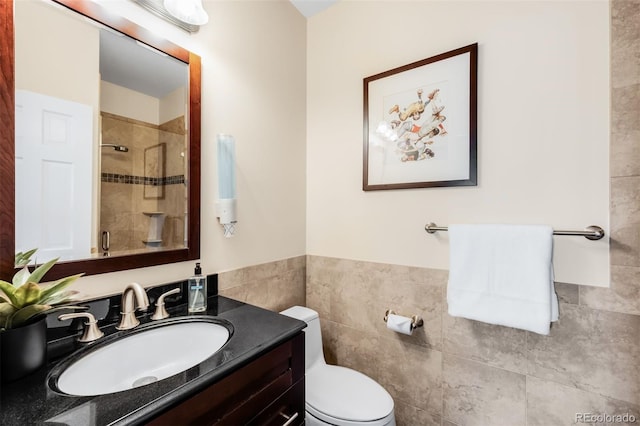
[218,256,306,313]
[307,255,640,426]
[216,253,639,425]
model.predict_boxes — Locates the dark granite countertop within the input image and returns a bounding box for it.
[0,283,306,426]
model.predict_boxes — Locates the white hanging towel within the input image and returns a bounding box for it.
[447,224,559,335]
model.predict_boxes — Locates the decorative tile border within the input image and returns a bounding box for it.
[101,173,185,186]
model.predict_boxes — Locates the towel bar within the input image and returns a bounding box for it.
[424,223,605,241]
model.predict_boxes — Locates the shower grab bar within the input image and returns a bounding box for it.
[424,222,605,241]
[101,230,110,251]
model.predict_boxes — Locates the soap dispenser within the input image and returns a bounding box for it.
[188,263,206,313]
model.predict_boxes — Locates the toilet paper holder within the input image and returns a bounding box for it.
[383,309,424,331]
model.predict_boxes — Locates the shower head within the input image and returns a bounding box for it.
[101,143,129,152]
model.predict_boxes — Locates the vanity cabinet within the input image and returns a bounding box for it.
[147,331,305,426]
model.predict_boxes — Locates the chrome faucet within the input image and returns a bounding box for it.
[116,282,150,330]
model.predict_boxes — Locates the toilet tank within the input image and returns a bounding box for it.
[280,306,326,371]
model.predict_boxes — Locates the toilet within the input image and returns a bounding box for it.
[280,306,396,426]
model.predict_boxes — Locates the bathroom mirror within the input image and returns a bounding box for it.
[0,0,201,280]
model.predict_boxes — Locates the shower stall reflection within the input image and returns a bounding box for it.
[99,109,188,256]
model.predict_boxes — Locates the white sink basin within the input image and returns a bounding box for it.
[54,320,230,396]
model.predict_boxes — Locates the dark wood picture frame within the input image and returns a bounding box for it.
[363,43,478,191]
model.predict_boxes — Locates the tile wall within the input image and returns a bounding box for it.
[217,256,306,313]
[306,256,639,426]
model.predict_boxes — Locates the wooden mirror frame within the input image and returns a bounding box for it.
[0,0,201,280]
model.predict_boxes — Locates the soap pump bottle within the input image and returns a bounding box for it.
[188,263,206,313]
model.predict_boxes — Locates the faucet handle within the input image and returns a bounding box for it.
[58,312,104,343]
[151,288,181,320]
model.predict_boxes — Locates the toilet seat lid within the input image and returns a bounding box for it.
[306,365,394,422]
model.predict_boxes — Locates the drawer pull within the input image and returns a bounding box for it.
[279,411,299,426]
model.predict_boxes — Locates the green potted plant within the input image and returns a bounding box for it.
[0,249,83,382]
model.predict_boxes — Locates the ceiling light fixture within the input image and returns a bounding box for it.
[163,0,209,26]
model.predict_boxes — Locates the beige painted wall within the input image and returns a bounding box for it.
[55,0,609,296]
[67,0,307,298]
[15,0,99,109]
[160,87,187,124]
[306,0,611,286]
[101,81,161,125]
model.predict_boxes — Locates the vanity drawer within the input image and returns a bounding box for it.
[248,378,305,426]
[219,372,304,425]
[147,331,304,426]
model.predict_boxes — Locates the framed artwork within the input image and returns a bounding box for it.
[363,43,478,191]
[144,143,166,199]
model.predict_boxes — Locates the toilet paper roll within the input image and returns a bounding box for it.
[386,313,413,335]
